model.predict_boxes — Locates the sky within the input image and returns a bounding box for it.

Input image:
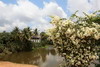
[0,0,100,32]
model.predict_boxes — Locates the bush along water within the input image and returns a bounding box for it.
[0,27,34,56]
[0,27,52,57]
[47,11,100,67]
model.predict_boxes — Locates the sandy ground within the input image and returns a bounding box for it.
[0,61,38,67]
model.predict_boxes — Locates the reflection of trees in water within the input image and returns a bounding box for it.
[38,48,49,62]
[0,48,57,65]
[49,49,56,56]
[0,51,41,65]
[39,48,56,62]
[2,48,56,65]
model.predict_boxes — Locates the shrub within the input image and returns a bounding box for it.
[47,11,100,67]
[0,44,5,53]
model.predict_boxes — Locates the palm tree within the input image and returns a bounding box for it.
[33,28,38,36]
[22,27,32,39]
[11,27,20,40]
[21,27,33,51]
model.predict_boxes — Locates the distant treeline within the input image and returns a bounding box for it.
[0,27,52,55]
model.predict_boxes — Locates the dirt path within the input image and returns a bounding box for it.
[0,61,38,67]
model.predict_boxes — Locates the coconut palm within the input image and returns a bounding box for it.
[34,28,38,36]
[11,27,21,41]
[22,27,32,39]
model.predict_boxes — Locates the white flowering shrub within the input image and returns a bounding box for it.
[47,11,100,67]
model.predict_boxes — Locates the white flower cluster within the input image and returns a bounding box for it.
[47,14,100,67]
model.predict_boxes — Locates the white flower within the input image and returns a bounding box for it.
[91,55,97,59]
[53,16,60,22]
[88,14,96,17]
[71,59,75,63]
[94,33,100,40]
[77,61,81,65]
[56,33,60,37]
[67,28,72,34]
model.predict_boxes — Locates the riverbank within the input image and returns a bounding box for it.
[0,48,12,59]
[0,61,38,67]
[0,46,63,67]
[0,45,53,59]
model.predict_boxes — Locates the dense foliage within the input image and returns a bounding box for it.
[40,32,53,46]
[0,27,53,55]
[47,11,100,67]
[0,27,33,54]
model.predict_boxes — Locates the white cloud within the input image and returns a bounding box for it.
[12,20,28,28]
[90,0,100,11]
[0,24,11,32]
[42,2,67,18]
[67,0,100,16]
[0,0,67,32]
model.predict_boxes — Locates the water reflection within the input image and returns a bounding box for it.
[0,46,63,67]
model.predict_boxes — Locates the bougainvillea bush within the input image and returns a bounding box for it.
[47,11,100,67]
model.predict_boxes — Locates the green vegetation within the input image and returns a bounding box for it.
[0,27,52,56]
[34,28,38,36]
[40,32,53,46]
[47,11,100,67]
[0,27,33,54]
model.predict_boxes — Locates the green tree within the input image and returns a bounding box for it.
[34,28,38,36]
[22,27,32,39]
[40,32,53,45]
[0,27,34,54]
[11,27,20,41]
